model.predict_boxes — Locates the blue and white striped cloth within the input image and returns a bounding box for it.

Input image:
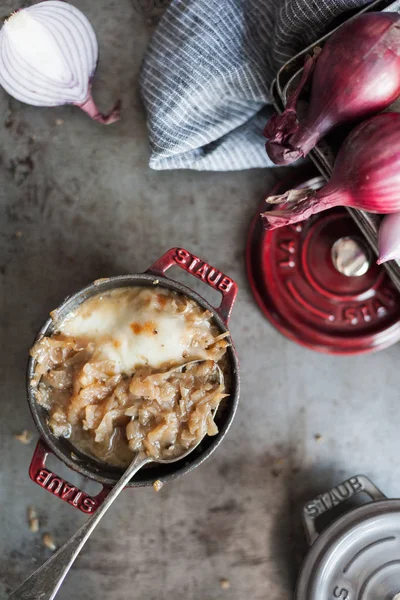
[139,0,371,171]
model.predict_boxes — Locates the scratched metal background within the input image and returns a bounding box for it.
[1,2,400,599]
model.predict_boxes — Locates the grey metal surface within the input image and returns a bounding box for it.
[10,424,222,600]
[2,2,400,600]
[8,453,153,600]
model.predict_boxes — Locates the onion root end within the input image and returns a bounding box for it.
[76,91,121,125]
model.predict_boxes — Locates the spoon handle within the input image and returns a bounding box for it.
[8,454,150,600]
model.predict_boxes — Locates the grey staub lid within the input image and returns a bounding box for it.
[296,475,400,600]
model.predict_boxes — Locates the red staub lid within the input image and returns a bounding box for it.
[247,174,400,354]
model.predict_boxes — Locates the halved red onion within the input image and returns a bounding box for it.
[0,1,120,124]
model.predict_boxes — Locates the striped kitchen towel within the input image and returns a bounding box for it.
[139,0,371,171]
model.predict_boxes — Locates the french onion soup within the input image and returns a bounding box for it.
[30,286,230,467]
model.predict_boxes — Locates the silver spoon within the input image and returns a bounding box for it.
[8,361,224,600]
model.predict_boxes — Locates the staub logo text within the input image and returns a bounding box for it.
[304,476,363,518]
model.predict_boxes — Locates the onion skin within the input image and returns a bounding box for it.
[265,12,400,165]
[378,212,400,264]
[78,94,121,125]
[262,112,400,230]
[0,2,120,125]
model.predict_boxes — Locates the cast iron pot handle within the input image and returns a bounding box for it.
[29,440,110,514]
[147,247,238,323]
[302,474,386,545]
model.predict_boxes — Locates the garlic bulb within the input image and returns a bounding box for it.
[0,2,120,124]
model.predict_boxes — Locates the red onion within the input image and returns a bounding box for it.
[262,112,400,230]
[265,12,400,165]
[0,2,120,124]
[378,212,400,264]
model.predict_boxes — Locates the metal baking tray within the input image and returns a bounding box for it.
[270,0,400,292]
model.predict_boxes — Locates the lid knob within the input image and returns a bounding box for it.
[331,236,370,277]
